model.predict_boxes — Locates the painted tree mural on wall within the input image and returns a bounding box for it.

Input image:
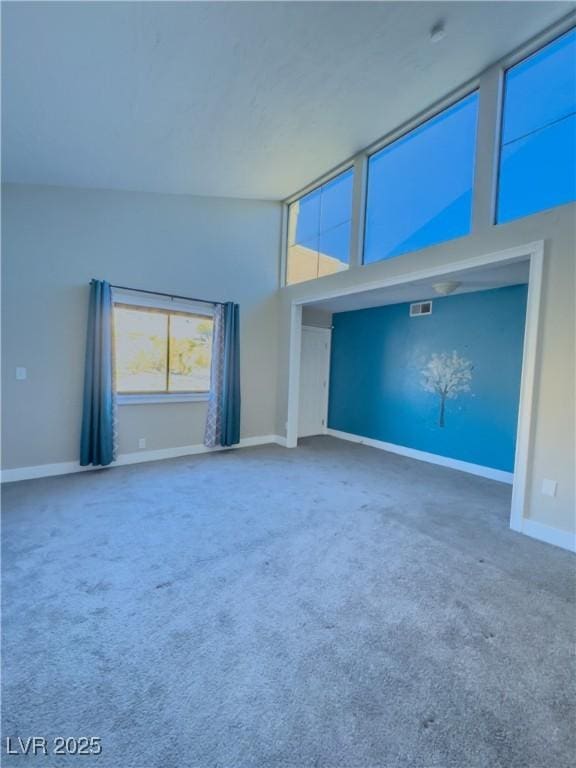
[421,351,473,427]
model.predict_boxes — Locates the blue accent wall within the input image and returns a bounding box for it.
[328,285,528,472]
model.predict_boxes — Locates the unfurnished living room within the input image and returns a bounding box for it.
[1,2,575,767]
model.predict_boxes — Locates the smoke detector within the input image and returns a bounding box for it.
[433,281,461,296]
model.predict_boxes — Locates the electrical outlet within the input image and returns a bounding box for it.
[16,367,27,380]
[541,479,557,497]
[138,438,146,449]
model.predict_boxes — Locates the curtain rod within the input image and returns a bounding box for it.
[104,282,225,306]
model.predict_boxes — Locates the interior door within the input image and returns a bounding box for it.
[298,326,331,438]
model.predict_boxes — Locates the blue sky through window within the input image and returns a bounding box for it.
[287,168,354,284]
[291,168,354,260]
[363,92,479,264]
[497,27,576,223]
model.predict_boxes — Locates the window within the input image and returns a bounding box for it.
[113,296,214,401]
[497,27,576,223]
[286,168,354,285]
[364,92,479,264]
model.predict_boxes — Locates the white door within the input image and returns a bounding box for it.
[298,326,331,438]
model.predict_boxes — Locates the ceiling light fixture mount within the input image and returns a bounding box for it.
[433,281,461,296]
[430,21,446,44]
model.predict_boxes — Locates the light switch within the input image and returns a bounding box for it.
[16,367,27,380]
[541,479,557,497]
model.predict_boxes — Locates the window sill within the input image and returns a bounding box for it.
[117,393,210,406]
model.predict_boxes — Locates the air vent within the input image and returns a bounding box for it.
[410,301,433,317]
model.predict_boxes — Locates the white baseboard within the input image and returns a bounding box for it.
[0,434,287,483]
[326,428,576,553]
[520,518,576,553]
[326,428,514,484]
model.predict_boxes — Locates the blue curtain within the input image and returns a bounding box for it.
[80,280,116,466]
[220,303,241,447]
[204,302,241,448]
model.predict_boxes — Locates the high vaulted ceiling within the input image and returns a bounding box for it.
[2,1,574,200]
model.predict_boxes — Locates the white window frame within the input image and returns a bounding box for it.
[112,288,215,406]
[494,24,576,225]
[362,87,480,265]
[284,163,356,286]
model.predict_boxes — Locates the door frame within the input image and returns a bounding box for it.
[298,325,332,437]
[285,240,545,536]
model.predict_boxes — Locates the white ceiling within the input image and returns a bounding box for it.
[2,2,574,200]
[308,259,530,314]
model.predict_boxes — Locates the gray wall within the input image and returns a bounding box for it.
[1,183,282,468]
[302,307,332,329]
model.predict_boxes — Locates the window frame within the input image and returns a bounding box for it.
[284,163,355,286]
[494,25,576,225]
[362,88,480,265]
[112,288,215,405]
[282,83,481,283]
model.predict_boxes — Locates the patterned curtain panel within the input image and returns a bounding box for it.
[80,280,117,466]
[204,302,241,448]
[204,305,225,448]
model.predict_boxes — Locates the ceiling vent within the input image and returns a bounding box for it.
[410,301,433,317]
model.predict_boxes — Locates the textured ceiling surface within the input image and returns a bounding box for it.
[2,2,574,199]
